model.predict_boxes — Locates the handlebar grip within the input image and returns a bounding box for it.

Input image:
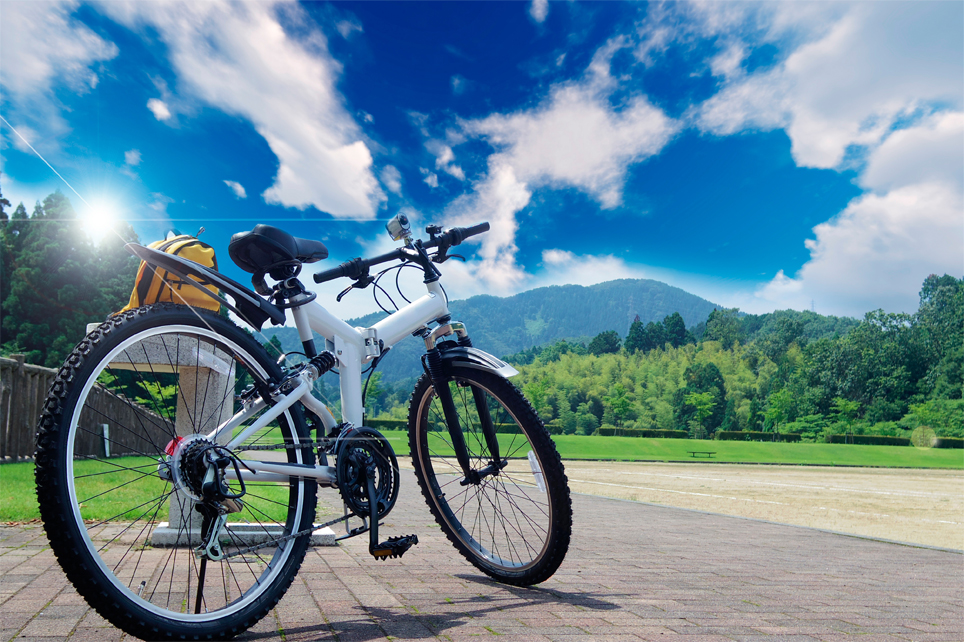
[450,222,490,246]
[313,262,350,284]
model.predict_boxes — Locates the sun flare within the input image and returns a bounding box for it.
[81,199,120,244]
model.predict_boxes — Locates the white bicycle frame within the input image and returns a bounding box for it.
[213,278,451,486]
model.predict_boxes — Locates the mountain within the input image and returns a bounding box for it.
[262,278,722,383]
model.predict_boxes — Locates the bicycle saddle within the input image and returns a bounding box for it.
[229,224,329,274]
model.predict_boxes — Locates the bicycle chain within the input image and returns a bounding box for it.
[221,512,352,559]
[215,440,345,557]
[235,441,327,451]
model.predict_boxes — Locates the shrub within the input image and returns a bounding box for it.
[597,428,688,438]
[934,437,964,449]
[367,418,408,431]
[716,431,801,442]
[399,420,522,434]
[827,434,910,446]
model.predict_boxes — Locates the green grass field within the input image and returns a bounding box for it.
[2,434,959,522]
[377,431,963,468]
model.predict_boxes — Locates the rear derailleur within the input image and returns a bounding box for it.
[168,438,247,562]
[333,425,418,560]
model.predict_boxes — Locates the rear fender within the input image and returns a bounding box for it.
[126,243,286,331]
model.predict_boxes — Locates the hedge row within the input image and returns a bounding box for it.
[716,431,802,442]
[597,428,689,438]
[366,418,522,434]
[828,434,911,446]
[935,437,964,449]
[366,419,408,431]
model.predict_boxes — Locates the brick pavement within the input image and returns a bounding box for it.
[2,468,962,642]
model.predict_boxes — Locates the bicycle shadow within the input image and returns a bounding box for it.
[242,574,623,641]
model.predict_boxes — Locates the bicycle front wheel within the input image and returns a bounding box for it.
[408,366,572,585]
[35,304,316,640]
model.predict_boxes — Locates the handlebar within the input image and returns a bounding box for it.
[427,222,490,249]
[313,222,489,284]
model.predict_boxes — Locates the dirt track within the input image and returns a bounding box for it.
[559,461,964,550]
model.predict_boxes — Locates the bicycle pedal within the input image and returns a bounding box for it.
[371,534,418,560]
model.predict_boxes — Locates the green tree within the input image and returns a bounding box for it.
[364,371,384,416]
[764,387,794,431]
[575,402,599,435]
[674,362,726,433]
[685,391,716,439]
[746,397,763,431]
[662,312,687,348]
[558,406,578,435]
[602,383,632,427]
[0,191,138,366]
[915,274,963,399]
[704,308,743,349]
[265,335,284,360]
[720,396,738,431]
[831,397,861,432]
[625,320,645,353]
[588,330,621,355]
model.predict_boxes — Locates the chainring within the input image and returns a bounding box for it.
[335,427,399,519]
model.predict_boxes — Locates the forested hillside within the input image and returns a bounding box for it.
[430,276,961,442]
[264,278,722,383]
[0,190,140,367]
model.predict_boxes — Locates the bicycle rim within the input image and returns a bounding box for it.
[60,323,309,623]
[414,376,555,572]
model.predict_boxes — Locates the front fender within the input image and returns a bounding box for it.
[438,346,519,379]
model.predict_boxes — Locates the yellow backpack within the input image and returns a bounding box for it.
[118,233,221,313]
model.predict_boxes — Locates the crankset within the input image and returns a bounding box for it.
[334,426,417,560]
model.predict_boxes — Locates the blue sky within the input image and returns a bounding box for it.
[1,1,961,321]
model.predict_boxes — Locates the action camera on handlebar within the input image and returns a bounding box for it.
[385,213,412,243]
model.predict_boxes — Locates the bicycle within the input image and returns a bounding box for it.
[34,216,572,640]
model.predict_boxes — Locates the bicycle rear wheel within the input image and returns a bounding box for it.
[35,304,316,640]
[408,366,572,585]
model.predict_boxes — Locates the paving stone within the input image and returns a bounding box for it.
[0,469,961,642]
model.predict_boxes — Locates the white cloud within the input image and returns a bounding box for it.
[380,165,402,195]
[695,3,963,169]
[124,149,141,166]
[541,249,575,266]
[0,1,116,99]
[639,1,964,316]
[335,18,362,39]
[148,192,175,213]
[529,0,548,24]
[427,141,465,180]
[99,1,382,219]
[0,0,118,152]
[445,36,678,291]
[451,75,467,96]
[861,112,964,194]
[755,112,964,316]
[755,181,963,316]
[465,69,677,208]
[534,249,648,289]
[422,171,439,189]
[223,180,247,199]
[443,164,531,291]
[708,42,745,79]
[147,98,172,121]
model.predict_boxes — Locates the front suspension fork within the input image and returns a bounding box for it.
[424,347,503,484]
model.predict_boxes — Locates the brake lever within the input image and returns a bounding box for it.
[431,251,466,264]
[336,274,376,302]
